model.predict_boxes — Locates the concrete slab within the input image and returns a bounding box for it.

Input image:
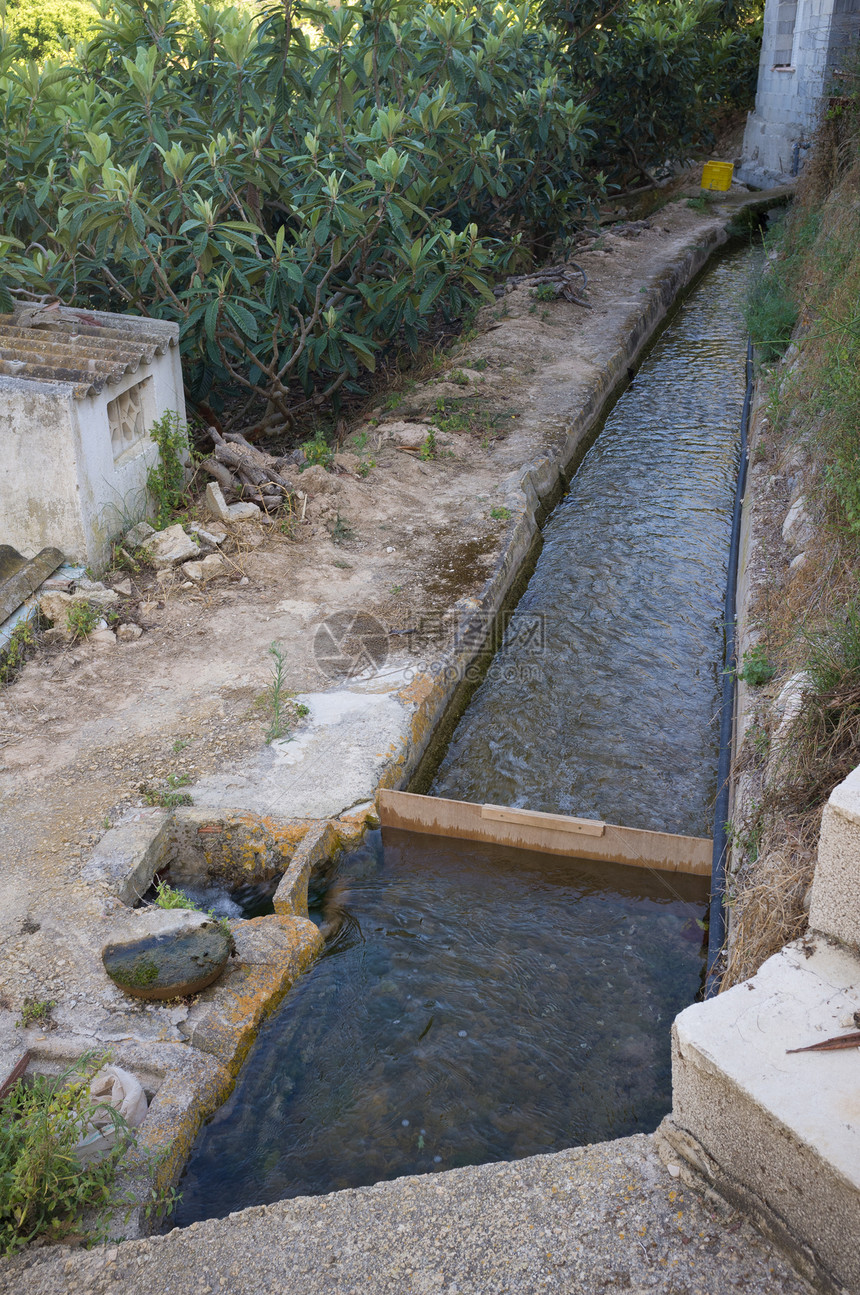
[190,679,413,821]
[0,1134,814,1295]
[669,938,860,1292]
[810,764,860,952]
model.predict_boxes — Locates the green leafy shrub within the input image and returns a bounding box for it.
[300,436,334,471]
[2,0,96,59]
[0,0,760,432]
[0,1053,131,1255]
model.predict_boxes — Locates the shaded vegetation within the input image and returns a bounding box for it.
[0,0,760,437]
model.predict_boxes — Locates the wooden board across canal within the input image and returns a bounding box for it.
[379,790,712,877]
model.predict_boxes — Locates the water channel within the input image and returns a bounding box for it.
[173,245,753,1224]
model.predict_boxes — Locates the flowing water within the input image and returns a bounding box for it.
[174,246,751,1223]
[432,250,752,836]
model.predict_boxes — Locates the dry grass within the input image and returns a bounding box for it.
[723,808,819,988]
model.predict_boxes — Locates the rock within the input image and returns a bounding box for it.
[116,623,143,642]
[90,628,117,648]
[789,551,808,573]
[124,521,156,549]
[381,421,429,448]
[299,465,339,496]
[113,578,133,596]
[782,496,815,549]
[39,589,117,629]
[205,482,232,523]
[334,452,360,473]
[227,501,262,521]
[182,553,228,583]
[102,909,231,1001]
[148,524,200,568]
[188,522,227,547]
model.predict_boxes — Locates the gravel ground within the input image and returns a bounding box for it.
[0,1134,813,1295]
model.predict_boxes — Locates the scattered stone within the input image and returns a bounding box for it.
[238,576,250,586]
[116,623,143,642]
[114,578,133,596]
[182,553,228,583]
[73,582,120,608]
[188,522,228,547]
[205,482,232,523]
[102,909,232,1000]
[148,524,200,568]
[782,496,815,549]
[90,628,117,648]
[227,501,262,521]
[124,521,156,549]
[789,551,808,573]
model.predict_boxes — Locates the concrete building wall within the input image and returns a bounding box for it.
[739,0,859,184]
[1,381,88,562]
[0,319,185,570]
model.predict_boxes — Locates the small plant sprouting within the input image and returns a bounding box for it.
[266,640,290,743]
[532,284,556,302]
[17,997,56,1028]
[686,195,709,212]
[420,428,438,460]
[490,505,512,521]
[146,410,190,529]
[139,781,194,808]
[448,369,469,386]
[330,513,355,544]
[736,645,776,687]
[356,458,376,478]
[154,880,200,910]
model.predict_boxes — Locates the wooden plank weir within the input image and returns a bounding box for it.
[379,790,711,877]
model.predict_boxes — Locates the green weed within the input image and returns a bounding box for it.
[146,411,190,529]
[490,505,512,521]
[0,1052,133,1254]
[67,603,100,641]
[737,644,776,686]
[0,619,36,687]
[330,513,355,544]
[265,640,290,743]
[300,435,334,471]
[16,998,55,1028]
[420,429,438,460]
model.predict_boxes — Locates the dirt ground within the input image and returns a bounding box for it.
[0,181,763,1062]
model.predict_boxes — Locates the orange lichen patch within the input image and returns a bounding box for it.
[186,915,323,1075]
[171,809,317,884]
[133,1055,234,1199]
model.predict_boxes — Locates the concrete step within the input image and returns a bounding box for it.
[0,1133,813,1295]
[665,938,860,1294]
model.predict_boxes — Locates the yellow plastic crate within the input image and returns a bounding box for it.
[701,160,734,191]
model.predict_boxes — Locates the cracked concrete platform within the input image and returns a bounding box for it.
[0,1135,813,1295]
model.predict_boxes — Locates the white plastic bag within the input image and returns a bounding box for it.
[76,1064,148,1162]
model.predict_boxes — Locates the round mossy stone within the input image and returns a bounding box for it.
[102,912,231,1000]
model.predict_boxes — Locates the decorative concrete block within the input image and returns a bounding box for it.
[670,940,860,1293]
[809,763,860,950]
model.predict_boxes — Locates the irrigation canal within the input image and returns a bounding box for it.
[173,245,754,1224]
